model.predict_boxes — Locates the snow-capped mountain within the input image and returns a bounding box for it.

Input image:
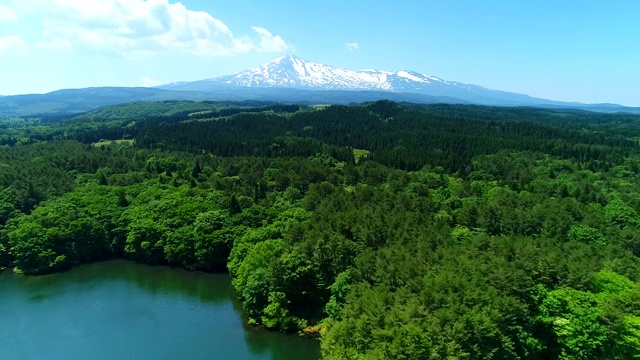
[210,55,449,91]
[2,55,638,116]
[161,55,555,106]
[160,56,615,108]
[165,55,452,91]
[0,55,640,118]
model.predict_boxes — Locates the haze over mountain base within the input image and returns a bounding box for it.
[1,56,638,118]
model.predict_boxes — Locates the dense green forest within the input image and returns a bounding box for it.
[2,100,640,359]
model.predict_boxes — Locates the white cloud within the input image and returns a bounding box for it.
[141,76,162,87]
[0,5,18,22]
[9,0,290,57]
[251,26,289,53]
[0,36,28,54]
[345,42,359,51]
[35,38,72,50]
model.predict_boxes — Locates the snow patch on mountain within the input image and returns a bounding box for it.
[396,70,428,83]
[191,55,454,92]
[160,55,546,105]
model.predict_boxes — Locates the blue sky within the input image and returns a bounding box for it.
[0,0,639,106]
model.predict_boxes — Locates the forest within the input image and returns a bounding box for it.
[2,100,640,359]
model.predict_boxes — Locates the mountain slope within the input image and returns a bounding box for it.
[163,55,448,91]
[0,87,238,118]
[2,56,639,118]
[0,86,468,119]
[160,55,562,107]
[0,87,168,118]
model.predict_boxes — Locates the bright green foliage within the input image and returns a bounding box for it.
[567,224,606,245]
[617,316,640,359]
[605,198,640,228]
[8,221,57,273]
[325,270,353,320]
[261,291,292,329]
[194,210,227,234]
[538,270,640,359]
[118,183,231,270]
[451,225,473,242]
[124,217,167,263]
[7,195,110,274]
[595,269,636,294]
[234,239,284,319]
[539,288,609,359]
[229,206,318,328]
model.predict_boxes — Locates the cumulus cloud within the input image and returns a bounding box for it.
[140,76,162,87]
[0,36,28,54]
[251,27,289,52]
[6,0,290,57]
[345,42,359,51]
[0,5,18,22]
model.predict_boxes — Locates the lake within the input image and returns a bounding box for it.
[0,260,320,360]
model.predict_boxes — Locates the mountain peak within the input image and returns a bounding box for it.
[272,54,305,63]
[213,56,398,90]
[164,56,485,97]
[156,56,640,110]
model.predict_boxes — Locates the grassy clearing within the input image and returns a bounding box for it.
[93,139,135,147]
[188,110,214,117]
[353,149,370,163]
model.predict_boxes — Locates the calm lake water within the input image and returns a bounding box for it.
[0,260,320,360]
